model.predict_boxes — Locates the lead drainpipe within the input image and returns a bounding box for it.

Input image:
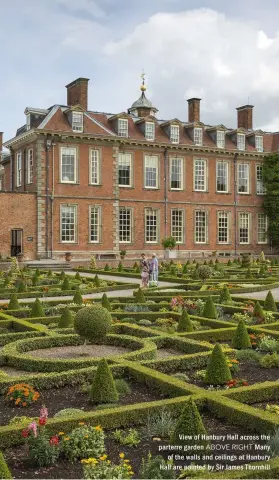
[45,138,52,259]
[50,141,55,259]
[164,147,168,237]
[233,153,239,256]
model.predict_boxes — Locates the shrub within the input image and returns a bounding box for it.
[58,307,74,328]
[8,293,19,310]
[231,319,252,350]
[241,254,251,268]
[47,269,53,277]
[219,286,232,305]
[113,428,140,447]
[135,288,146,303]
[146,408,175,439]
[170,266,177,276]
[30,298,45,318]
[235,349,260,365]
[54,408,85,418]
[135,266,140,273]
[17,280,26,292]
[264,291,277,312]
[139,453,176,480]
[82,453,133,479]
[182,264,188,274]
[196,265,212,283]
[202,296,217,319]
[260,353,279,368]
[258,336,279,353]
[161,236,176,250]
[170,397,208,447]
[177,310,193,332]
[205,344,232,385]
[0,452,13,479]
[172,373,190,382]
[245,268,253,279]
[32,273,38,286]
[93,274,100,287]
[253,301,265,319]
[60,271,66,280]
[75,272,81,281]
[118,262,124,272]
[74,305,112,342]
[62,424,105,463]
[89,358,119,404]
[104,264,110,271]
[61,277,70,291]
[73,289,83,305]
[115,378,131,396]
[267,428,279,457]
[102,293,111,311]
[6,383,40,407]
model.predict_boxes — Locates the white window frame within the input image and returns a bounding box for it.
[26,114,31,131]
[145,208,159,243]
[144,155,159,189]
[60,147,77,184]
[118,118,128,137]
[195,210,208,244]
[145,122,155,141]
[72,112,83,132]
[194,158,207,192]
[170,125,180,144]
[16,152,22,187]
[237,163,249,194]
[237,133,245,151]
[89,206,101,243]
[256,164,266,195]
[217,211,229,244]
[255,135,263,153]
[89,149,100,185]
[194,127,203,146]
[119,207,132,243]
[239,212,250,245]
[118,153,132,187]
[171,209,184,244]
[170,157,183,190]
[216,130,225,148]
[27,148,33,184]
[60,204,77,243]
[216,161,229,193]
[257,213,268,244]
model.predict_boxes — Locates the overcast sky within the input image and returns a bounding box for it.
[1,0,279,142]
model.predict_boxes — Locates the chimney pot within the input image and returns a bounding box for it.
[236,105,254,130]
[66,77,89,111]
[187,98,201,123]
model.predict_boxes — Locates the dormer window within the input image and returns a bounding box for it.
[194,127,203,146]
[118,119,128,137]
[216,130,225,148]
[72,112,83,132]
[255,135,263,152]
[26,114,31,131]
[145,122,155,141]
[237,133,245,151]
[170,125,179,144]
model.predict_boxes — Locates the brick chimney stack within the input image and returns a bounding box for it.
[187,98,201,123]
[66,78,89,111]
[236,105,254,130]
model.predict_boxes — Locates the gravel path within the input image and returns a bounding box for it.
[30,344,132,359]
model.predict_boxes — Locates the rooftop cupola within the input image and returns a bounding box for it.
[128,73,158,118]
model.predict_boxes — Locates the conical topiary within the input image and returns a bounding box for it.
[73,289,83,305]
[47,269,53,277]
[177,310,193,332]
[133,262,138,269]
[61,277,70,291]
[32,273,38,286]
[30,298,45,318]
[58,307,74,328]
[135,266,140,274]
[245,268,253,279]
[227,259,232,266]
[101,293,111,311]
[94,275,101,287]
[17,280,26,293]
[8,293,19,310]
[232,320,252,349]
[104,264,110,272]
[219,286,232,305]
[75,272,81,281]
[264,291,277,312]
[89,359,119,404]
[170,266,177,276]
[4,277,10,287]
[182,264,188,274]
[118,262,124,272]
[60,271,66,280]
[170,397,208,447]
[253,301,264,318]
[259,265,266,276]
[202,296,217,319]
[205,344,232,385]
[0,452,13,480]
[135,288,146,303]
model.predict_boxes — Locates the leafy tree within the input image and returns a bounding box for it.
[196,265,212,283]
[263,154,279,249]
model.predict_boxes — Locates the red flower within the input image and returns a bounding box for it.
[242,381,249,386]
[39,417,47,426]
[21,428,29,438]
[49,435,59,446]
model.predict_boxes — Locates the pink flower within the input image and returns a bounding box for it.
[28,421,38,438]
[40,406,48,419]
[49,435,59,446]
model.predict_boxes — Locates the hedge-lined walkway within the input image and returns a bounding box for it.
[0,271,181,305]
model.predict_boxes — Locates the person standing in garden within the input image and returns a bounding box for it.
[140,253,149,288]
[149,253,159,285]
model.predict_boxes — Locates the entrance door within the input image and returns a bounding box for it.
[11,229,23,257]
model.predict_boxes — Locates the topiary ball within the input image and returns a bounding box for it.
[74,305,112,342]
